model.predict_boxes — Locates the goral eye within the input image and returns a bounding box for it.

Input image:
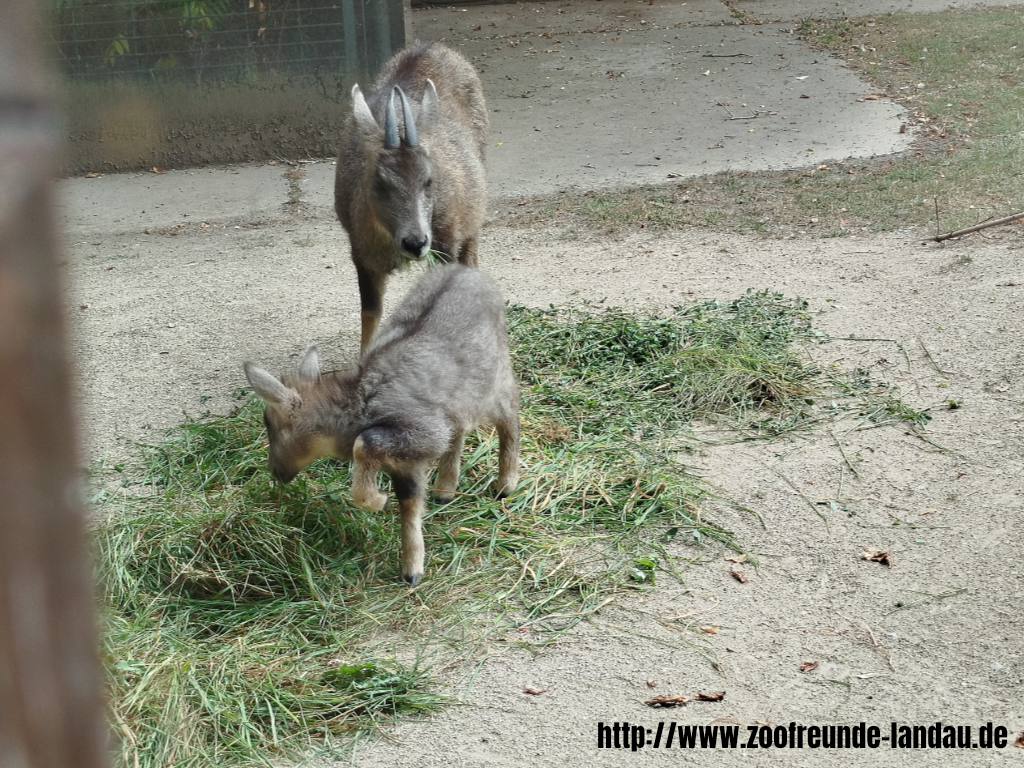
[424,177,433,188]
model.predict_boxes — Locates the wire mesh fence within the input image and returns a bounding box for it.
[48,0,407,172]
[49,0,406,85]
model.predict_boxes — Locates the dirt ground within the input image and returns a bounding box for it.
[56,0,1023,765]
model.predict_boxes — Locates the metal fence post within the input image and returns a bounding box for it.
[403,0,414,43]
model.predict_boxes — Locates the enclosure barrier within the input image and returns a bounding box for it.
[49,0,408,173]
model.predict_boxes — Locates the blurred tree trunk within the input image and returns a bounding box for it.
[0,2,109,768]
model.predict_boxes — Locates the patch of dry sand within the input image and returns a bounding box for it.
[64,203,1024,765]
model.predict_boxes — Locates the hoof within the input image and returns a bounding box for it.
[495,474,518,499]
[354,489,388,512]
[403,571,422,587]
[433,490,454,504]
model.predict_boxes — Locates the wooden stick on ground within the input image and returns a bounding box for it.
[927,210,1024,243]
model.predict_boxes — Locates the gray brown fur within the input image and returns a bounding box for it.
[243,265,519,586]
[335,41,489,352]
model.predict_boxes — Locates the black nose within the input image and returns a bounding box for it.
[401,235,429,256]
[270,466,296,484]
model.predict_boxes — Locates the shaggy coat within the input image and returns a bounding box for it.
[335,41,489,352]
[244,266,519,586]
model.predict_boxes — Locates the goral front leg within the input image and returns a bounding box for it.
[458,235,479,268]
[353,262,387,355]
[391,469,428,586]
[351,435,387,511]
[434,430,466,504]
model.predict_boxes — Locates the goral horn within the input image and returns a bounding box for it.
[396,86,418,147]
[383,87,400,149]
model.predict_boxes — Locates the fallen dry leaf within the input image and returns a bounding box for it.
[920,508,936,516]
[730,569,749,583]
[522,686,547,695]
[667,172,681,178]
[800,661,820,673]
[724,554,747,564]
[1014,731,1024,749]
[861,548,894,568]
[150,167,165,174]
[800,94,810,99]
[200,221,211,229]
[864,94,880,100]
[84,172,101,178]
[646,679,657,688]
[645,694,688,708]
[695,691,726,702]
[143,228,150,235]
[698,626,719,635]
[79,304,89,310]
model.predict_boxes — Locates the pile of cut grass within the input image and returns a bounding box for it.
[511,292,825,438]
[94,292,921,767]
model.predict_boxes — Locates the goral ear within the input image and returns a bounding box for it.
[418,79,439,133]
[297,345,321,383]
[352,84,382,139]
[243,361,298,407]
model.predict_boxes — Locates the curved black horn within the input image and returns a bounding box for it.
[383,87,400,149]
[396,86,418,147]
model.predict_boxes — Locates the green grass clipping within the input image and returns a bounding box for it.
[93,292,927,767]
